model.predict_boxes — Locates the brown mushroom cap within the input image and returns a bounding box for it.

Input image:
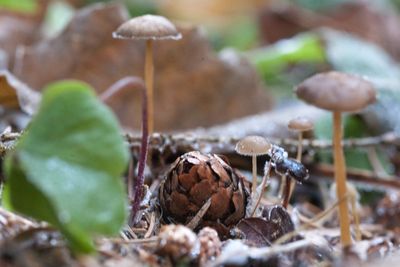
[235,136,271,156]
[288,116,314,132]
[295,71,376,112]
[113,14,182,40]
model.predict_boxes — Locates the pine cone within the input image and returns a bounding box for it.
[156,225,198,262]
[159,151,248,232]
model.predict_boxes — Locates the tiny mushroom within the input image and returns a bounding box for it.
[235,136,271,194]
[284,116,314,205]
[113,14,182,133]
[295,71,376,247]
[288,116,314,162]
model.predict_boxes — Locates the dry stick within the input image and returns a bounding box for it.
[2,131,399,155]
[144,212,156,238]
[312,164,400,190]
[350,195,361,242]
[100,77,149,226]
[186,198,212,229]
[367,147,390,178]
[333,111,351,247]
[250,161,271,217]
[145,39,154,134]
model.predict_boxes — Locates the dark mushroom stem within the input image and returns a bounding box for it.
[282,175,291,209]
[284,131,304,208]
[333,111,351,246]
[145,39,154,134]
[100,77,149,226]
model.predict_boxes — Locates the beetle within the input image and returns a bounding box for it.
[268,145,309,183]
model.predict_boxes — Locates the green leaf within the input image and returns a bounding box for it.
[3,80,129,253]
[41,1,75,39]
[0,0,38,13]
[247,33,325,81]
[292,0,353,11]
[314,114,393,173]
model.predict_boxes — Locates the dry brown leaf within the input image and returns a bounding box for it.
[0,70,40,115]
[0,0,49,69]
[259,2,400,60]
[13,3,272,131]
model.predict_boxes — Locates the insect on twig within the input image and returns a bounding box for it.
[268,145,309,207]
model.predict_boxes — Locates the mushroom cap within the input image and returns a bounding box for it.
[235,136,271,156]
[295,71,376,112]
[288,116,314,132]
[113,14,182,40]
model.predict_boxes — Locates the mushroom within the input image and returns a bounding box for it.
[295,71,376,247]
[235,136,271,194]
[283,116,314,204]
[288,116,314,161]
[113,15,182,133]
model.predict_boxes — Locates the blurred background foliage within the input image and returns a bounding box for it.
[1,0,400,179]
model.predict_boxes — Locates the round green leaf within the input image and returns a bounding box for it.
[3,80,129,253]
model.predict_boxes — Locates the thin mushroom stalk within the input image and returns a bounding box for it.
[145,39,154,134]
[284,116,313,207]
[252,155,257,194]
[100,77,149,226]
[286,131,303,204]
[333,111,351,246]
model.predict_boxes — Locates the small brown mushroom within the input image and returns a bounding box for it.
[288,116,314,161]
[235,136,271,194]
[282,116,314,207]
[295,71,376,247]
[113,15,182,133]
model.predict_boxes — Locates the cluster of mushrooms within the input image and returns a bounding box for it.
[235,71,376,248]
[111,13,376,249]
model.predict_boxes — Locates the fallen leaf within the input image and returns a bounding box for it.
[258,2,400,60]
[0,0,48,69]
[13,3,272,131]
[236,205,295,247]
[0,70,40,115]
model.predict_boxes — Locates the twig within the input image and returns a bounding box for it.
[311,164,400,190]
[249,161,271,217]
[127,131,400,152]
[186,198,212,229]
[2,131,399,159]
[144,212,156,238]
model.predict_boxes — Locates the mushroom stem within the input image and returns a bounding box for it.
[287,132,304,204]
[282,175,291,208]
[333,111,351,247]
[100,77,149,226]
[296,132,303,162]
[252,155,257,194]
[145,39,154,134]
